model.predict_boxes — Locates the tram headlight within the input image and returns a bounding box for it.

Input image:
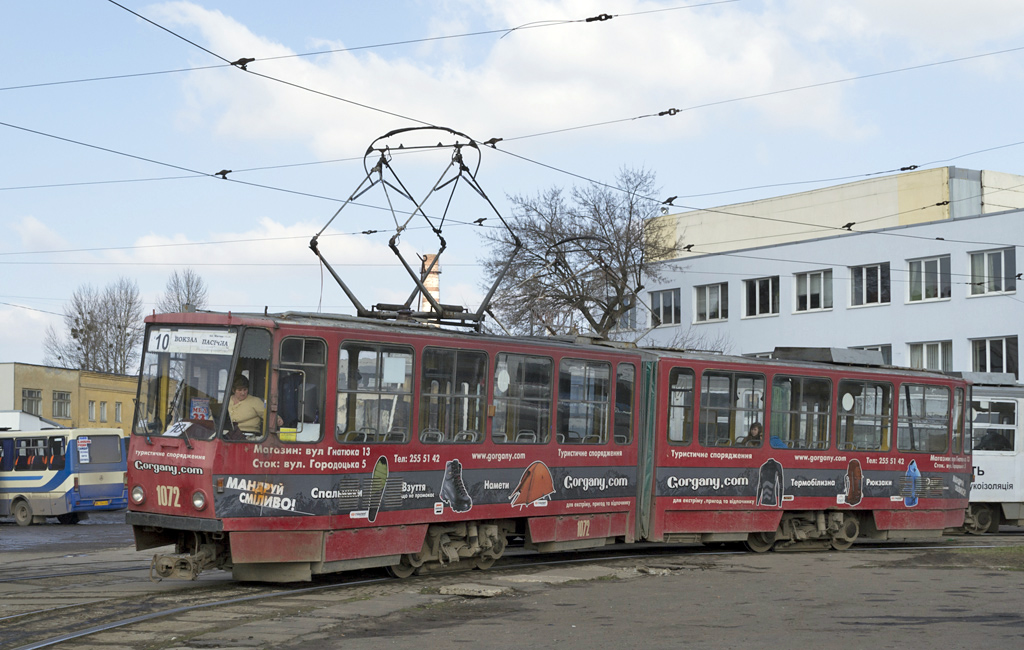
[130,485,146,504]
[192,490,208,511]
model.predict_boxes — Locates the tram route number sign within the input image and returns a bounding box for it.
[149,328,236,356]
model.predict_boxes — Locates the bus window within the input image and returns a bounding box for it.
[278,337,327,443]
[77,435,123,464]
[837,380,892,451]
[972,399,1015,451]
[668,367,694,445]
[47,436,66,471]
[614,363,636,445]
[493,353,552,445]
[556,359,611,445]
[337,342,413,444]
[15,437,47,471]
[419,348,487,444]
[699,370,766,447]
[771,376,831,450]
[897,384,950,453]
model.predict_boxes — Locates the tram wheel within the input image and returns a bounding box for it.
[386,557,417,579]
[744,532,776,553]
[965,505,995,535]
[830,516,860,551]
[12,500,33,527]
[57,512,81,525]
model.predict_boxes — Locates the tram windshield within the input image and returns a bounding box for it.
[134,327,238,440]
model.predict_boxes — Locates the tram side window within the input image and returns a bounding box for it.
[277,337,327,443]
[698,370,766,447]
[557,359,611,445]
[420,348,487,444]
[493,353,552,444]
[614,363,636,445]
[337,342,413,444]
[837,380,892,451]
[897,384,950,453]
[952,388,965,454]
[771,376,831,450]
[668,367,695,445]
[972,399,1015,451]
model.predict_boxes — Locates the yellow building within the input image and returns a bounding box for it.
[649,167,1024,259]
[0,362,137,434]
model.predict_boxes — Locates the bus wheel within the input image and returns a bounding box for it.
[12,500,33,527]
[57,513,81,525]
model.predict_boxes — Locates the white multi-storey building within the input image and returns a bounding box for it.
[641,167,1022,378]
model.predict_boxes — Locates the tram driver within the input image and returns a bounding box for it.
[228,376,282,438]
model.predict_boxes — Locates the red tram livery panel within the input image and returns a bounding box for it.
[126,312,971,581]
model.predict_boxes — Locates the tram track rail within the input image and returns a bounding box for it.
[4,532,1022,650]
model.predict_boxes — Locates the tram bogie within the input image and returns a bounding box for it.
[126,312,972,582]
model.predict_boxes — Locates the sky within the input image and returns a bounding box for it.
[3,0,1024,365]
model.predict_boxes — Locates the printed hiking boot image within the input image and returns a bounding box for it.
[756,458,784,508]
[902,460,921,507]
[439,459,473,513]
[844,459,863,506]
[509,460,555,508]
[368,456,389,523]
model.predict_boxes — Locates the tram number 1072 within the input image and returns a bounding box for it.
[156,485,181,508]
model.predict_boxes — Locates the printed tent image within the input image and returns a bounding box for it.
[510,461,555,508]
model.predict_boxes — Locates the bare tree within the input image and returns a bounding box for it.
[44,277,145,375]
[157,268,209,313]
[481,167,681,338]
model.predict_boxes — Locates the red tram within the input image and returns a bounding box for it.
[126,311,971,581]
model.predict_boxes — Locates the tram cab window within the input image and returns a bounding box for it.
[972,399,1015,451]
[667,367,695,445]
[493,353,552,445]
[224,328,273,442]
[419,348,487,444]
[952,388,965,453]
[556,359,611,445]
[614,363,636,445]
[698,370,766,447]
[897,384,950,453]
[336,342,413,444]
[277,337,327,443]
[837,380,892,451]
[771,376,831,450]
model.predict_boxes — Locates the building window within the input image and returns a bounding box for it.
[909,341,952,372]
[744,276,779,317]
[695,283,728,322]
[612,303,638,331]
[970,248,1016,296]
[972,336,1019,379]
[795,270,832,312]
[850,263,890,306]
[115,402,122,423]
[852,345,892,365]
[650,288,681,326]
[100,401,108,423]
[22,389,42,416]
[88,400,96,421]
[908,255,951,302]
[53,391,71,419]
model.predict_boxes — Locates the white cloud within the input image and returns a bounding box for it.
[8,216,72,252]
[152,0,888,155]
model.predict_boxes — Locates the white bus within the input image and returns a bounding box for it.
[0,427,128,526]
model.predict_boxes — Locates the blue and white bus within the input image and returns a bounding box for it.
[0,428,128,525]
